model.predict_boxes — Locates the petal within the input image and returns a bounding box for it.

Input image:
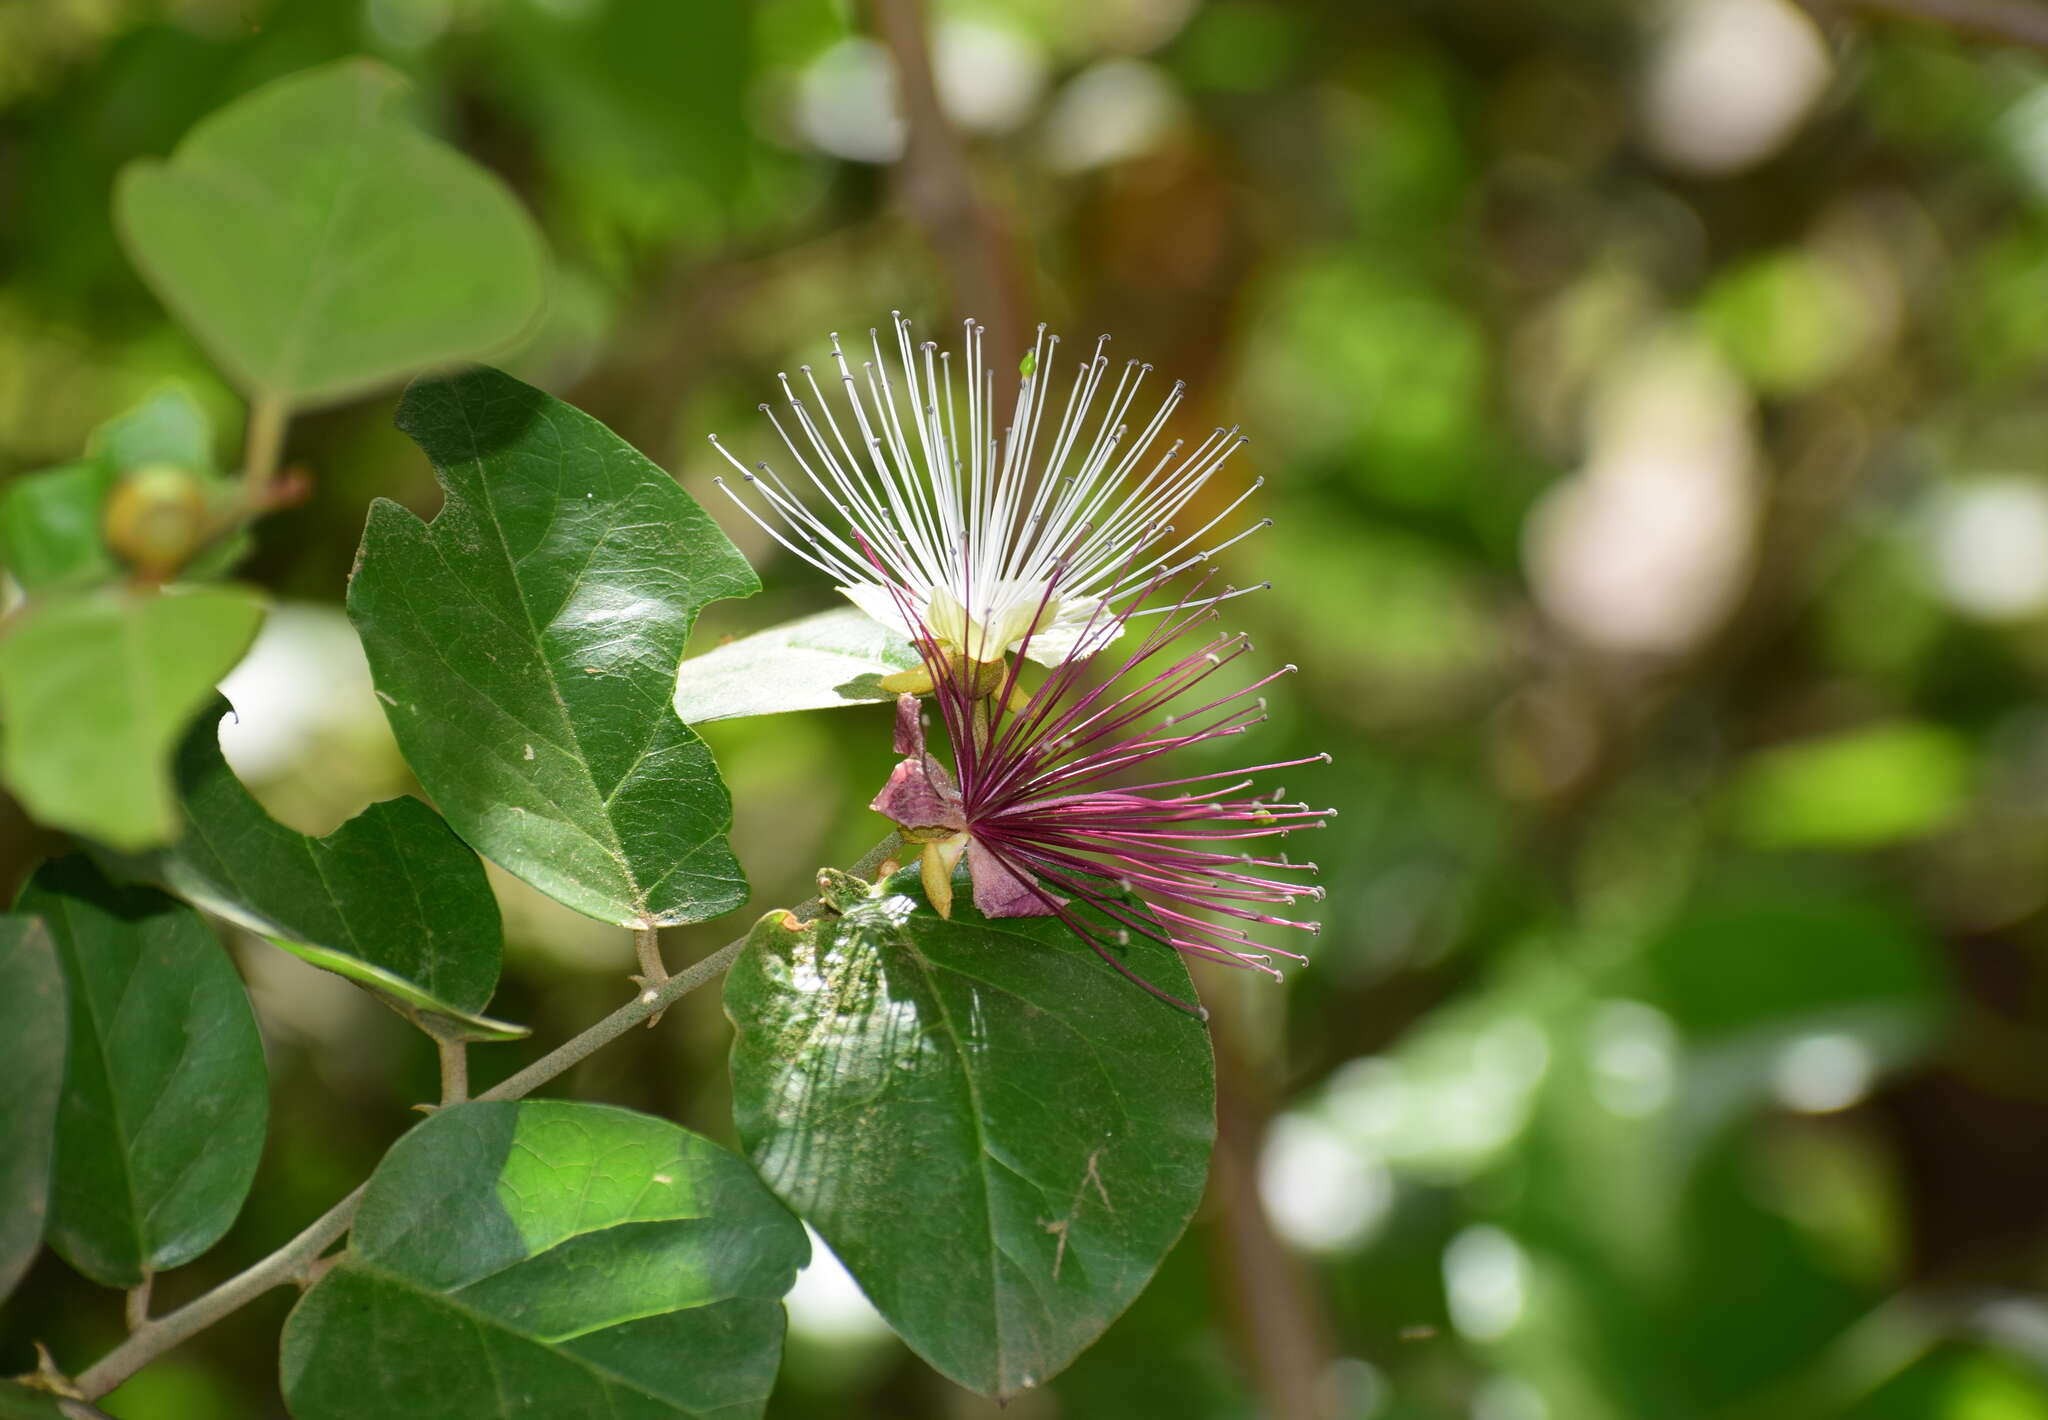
[982,581,1050,655]
[870,755,963,831]
[892,692,924,755]
[968,838,1058,917]
[1015,594,1121,666]
[924,584,976,654]
[838,582,915,638]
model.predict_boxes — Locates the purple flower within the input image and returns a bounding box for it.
[871,570,1332,1016]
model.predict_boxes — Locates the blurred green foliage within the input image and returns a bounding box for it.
[7,0,2048,1417]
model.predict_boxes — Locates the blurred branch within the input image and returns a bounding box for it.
[1807,0,2048,50]
[1209,1038,1335,1420]
[67,832,905,1402]
[240,393,288,501]
[869,0,1033,362]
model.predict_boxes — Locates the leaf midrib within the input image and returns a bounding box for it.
[456,397,649,922]
[45,891,149,1278]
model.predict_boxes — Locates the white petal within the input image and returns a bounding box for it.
[837,583,914,639]
[1016,595,1121,666]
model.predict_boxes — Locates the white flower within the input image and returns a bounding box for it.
[710,315,1266,665]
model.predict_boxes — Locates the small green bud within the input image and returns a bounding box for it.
[1019,351,1036,378]
[103,463,212,581]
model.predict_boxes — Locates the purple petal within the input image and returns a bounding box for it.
[871,756,963,831]
[968,839,1056,917]
[893,693,924,756]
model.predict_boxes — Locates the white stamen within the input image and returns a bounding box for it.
[712,316,1265,664]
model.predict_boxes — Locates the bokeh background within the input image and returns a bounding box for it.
[10,0,2048,1416]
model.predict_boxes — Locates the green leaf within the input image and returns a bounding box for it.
[89,384,216,472]
[724,869,1216,1397]
[114,59,548,409]
[0,916,64,1304]
[0,585,265,851]
[164,697,525,1041]
[0,463,115,593]
[17,856,267,1288]
[1728,722,1974,850]
[281,1100,808,1420]
[0,1382,70,1420]
[674,606,921,724]
[348,367,757,928]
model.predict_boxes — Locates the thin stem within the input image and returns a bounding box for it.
[70,833,903,1401]
[633,924,668,987]
[74,1182,366,1400]
[434,1031,468,1107]
[868,0,1031,361]
[241,393,289,502]
[480,832,902,1103]
[59,1401,121,1420]
[1805,0,2048,50]
[122,1277,150,1332]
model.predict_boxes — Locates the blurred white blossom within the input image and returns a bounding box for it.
[1642,0,1832,176]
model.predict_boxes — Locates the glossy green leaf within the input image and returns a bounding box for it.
[0,585,265,851]
[674,606,921,723]
[115,59,548,409]
[0,917,64,1304]
[164,697,525,1041]
[349,367,756,927]
[725,869,1216,1398]
[281,1100,808,1420]
[18,856,267,1288]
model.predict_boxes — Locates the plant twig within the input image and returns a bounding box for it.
[1806,0,2048,50]
[74,1182,365,1400]
[68,833,903,1401]
[57,1401,122,1420]
[1209,1036,1334,1420]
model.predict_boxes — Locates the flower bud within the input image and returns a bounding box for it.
[102,463,212,580]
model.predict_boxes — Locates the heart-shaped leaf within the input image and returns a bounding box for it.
[281,1100,808,1420]
[164,697,525,1041]
[0,916,64,1305]
[725,869,1216,1398]
[115,59,548,409]
[18,856,267,1288]
[674,606,921,724]
[349,367,756,928]
[0,584,265,851]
